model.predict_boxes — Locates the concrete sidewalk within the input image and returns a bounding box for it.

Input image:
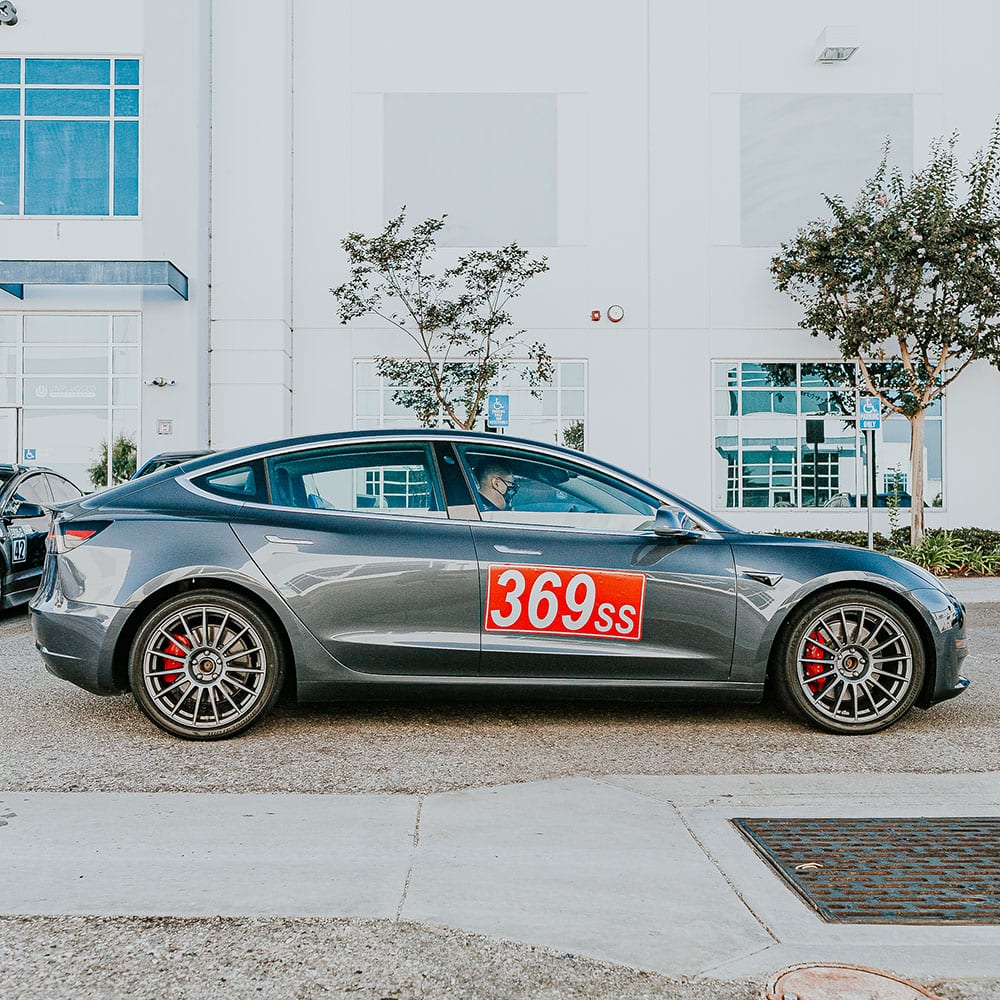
[2,773,998,981]
[943,576,1000,605]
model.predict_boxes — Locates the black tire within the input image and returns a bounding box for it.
[128,589,285,740]
[775,589,925,735]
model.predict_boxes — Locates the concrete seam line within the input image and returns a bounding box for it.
[671,802,781,950]
[395,795,424,922]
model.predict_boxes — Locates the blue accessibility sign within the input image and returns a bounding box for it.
[486,394,509,428]
[859,396,882,431]
[22,448,36,461]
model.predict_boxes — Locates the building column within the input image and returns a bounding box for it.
[209,0,293,448]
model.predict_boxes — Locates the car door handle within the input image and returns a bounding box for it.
[264,534,314,545]
[493,544,542,555]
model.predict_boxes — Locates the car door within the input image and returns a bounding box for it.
[452,442,737,681]
[2,472,53,602]
[221,442,481,677]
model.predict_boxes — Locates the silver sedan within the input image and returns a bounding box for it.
[30,430,968,740]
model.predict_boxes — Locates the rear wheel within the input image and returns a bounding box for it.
[776,589,925,735]
[128,590,284,740]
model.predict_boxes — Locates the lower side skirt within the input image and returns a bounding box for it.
[297,677,764,704]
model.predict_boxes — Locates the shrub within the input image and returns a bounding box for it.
[88,434,136,488]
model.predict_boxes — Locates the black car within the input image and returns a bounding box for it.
[0,465,85,608]
[30,430,968,740]
[132,450,214,479]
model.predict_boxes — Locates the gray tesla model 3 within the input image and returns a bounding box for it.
[30,430,968,740]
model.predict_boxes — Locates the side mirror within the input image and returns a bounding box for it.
[3,500,46,521]
[652,505,699,538]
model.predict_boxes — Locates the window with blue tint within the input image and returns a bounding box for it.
[114,60,140,85]
[25,120,110,216]
[114,89,139,117]
[114,121,139,216]
[712,361,945,509]
[25,59,110,85]
[26,88,110,117]
[2,57,139,215]
[0,121,19,214]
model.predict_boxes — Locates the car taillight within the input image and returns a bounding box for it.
[52,520,110,552]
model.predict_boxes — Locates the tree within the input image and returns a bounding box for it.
[332,210,553,430]
[771,121,1000,543]
[88,433,136,488]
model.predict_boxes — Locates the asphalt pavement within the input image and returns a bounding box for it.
[1,580,998,999]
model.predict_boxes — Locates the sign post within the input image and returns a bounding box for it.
[486,394,509,431]
[858,396,882,550]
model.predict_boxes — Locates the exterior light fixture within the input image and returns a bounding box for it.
[814,26,859,63]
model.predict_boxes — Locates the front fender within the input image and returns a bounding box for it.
[732,568,946,688]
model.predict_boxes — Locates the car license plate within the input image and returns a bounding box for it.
[485,563,646,641]
[8,525,26,565]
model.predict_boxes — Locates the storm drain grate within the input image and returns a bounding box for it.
[733,816,1000,923]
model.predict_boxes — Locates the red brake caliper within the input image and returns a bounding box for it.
[803,629,828,694]
[160,634,190,685]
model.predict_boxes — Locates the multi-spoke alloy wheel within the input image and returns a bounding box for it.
[777,590,925,734]
[129,590,284,740]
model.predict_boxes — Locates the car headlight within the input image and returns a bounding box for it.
[924,594,964,634]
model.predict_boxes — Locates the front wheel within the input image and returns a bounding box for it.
[775,590,925,735]
[128,590,285,740]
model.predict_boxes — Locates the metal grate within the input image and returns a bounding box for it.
[734,816,1000,923]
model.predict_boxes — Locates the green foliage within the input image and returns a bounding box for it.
[885,464,904,537]
[332,209,553,430]
[88,434,136,488]
[562,420,585,451]
[773,527,1000,575]
[770,120,1000,543]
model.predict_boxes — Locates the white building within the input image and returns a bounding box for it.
[1,0,998,531]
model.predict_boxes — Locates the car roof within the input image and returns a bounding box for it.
[0,464,55,474]
[145,450,214,461]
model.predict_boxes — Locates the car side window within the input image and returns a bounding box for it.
[192,461,269,504]
[454,444,659,532]
[266,444,445,517]
[45,475,84,503]
[14,474,52,507]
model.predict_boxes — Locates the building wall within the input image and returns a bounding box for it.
[0,0,209,478]
[278,0,1000,531]
[3,0,999,529]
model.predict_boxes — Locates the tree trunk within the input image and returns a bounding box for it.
[908,408,926,546]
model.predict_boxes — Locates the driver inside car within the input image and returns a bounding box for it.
[474,461,518,511]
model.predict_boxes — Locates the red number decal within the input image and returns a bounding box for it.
[485,564,646,641]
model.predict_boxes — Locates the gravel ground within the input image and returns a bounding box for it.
[3,606,998,999]
[1,915,996,1000]
[1,605,997,795]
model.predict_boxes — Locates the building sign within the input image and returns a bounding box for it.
[0,2,18,27]
[33,382,98,401]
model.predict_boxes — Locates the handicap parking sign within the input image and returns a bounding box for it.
[487,394,509,428]
[858,396,882,431]
[22,448,36,461]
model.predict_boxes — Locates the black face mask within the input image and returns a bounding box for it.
[499,478,518,502]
